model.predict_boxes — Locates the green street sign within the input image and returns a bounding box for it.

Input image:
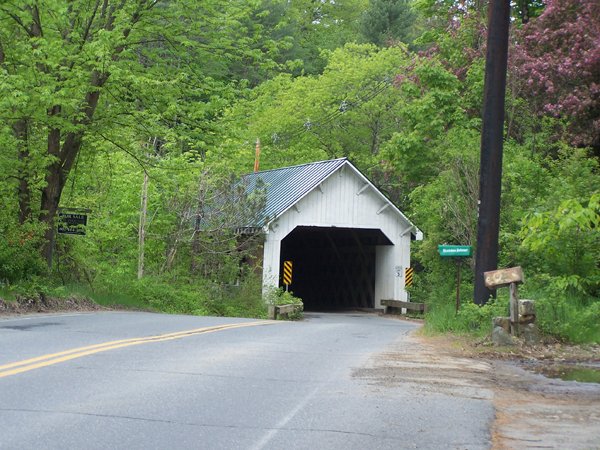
[438,245,472,257]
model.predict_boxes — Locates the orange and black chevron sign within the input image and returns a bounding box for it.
[405,267,414,287]
[283,260,293,286]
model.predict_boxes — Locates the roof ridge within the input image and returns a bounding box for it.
[244,157,347,176]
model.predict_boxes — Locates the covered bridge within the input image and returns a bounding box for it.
[240,158,422,311]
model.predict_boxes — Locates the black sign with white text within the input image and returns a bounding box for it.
[58,213,88,235]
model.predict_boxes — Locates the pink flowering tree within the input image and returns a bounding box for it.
[511,0,600,150]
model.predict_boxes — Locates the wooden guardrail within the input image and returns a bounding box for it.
[381,299,427,313]
[268,303,302,320]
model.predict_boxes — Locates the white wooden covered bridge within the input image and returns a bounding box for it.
[239,158,422,311]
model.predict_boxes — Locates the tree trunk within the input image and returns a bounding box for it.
[39,85,103,267]
[40,120,85,267]
[190,177,205,274]
[13,120,32,224]
[40,157,63,267]
[138,171,149,279]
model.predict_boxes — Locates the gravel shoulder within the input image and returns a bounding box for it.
[416,332,600,450]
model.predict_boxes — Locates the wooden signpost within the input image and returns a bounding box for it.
[484,266,524,336]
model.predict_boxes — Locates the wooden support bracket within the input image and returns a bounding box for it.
[356,183,370,196]
[376,204,389,215]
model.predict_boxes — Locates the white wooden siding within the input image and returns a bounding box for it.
[262,165,413,307]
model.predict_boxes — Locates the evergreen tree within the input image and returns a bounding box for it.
[360,0,416,46]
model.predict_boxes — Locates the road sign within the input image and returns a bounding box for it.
[438,245,472,257]
[58,212,88,235]
[438,245,472,312]
[405,267,414,287]
[283,260,292,286]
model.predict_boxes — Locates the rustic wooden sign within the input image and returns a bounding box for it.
[484,266,524,288]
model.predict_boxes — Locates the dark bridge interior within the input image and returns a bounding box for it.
[279,226,392,311]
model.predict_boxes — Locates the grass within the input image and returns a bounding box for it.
[61,283,152,311]
[422,296,510,338]
[0,273,269,319]
[421,286,600,345]
[57,274,269,319]
[0,286,17,302]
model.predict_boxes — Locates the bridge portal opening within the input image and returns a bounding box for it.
[280,226,392,311]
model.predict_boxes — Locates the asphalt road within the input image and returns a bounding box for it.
[0,312,494,449]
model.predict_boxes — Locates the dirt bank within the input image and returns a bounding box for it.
[0,295,106,315]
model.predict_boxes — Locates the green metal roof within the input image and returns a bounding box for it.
[239,158,347,226]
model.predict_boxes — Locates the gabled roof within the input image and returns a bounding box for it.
[240,158,422,239]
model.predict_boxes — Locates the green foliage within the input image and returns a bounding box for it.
[265,288,304,320]
[216,43,413,174]
[0,0,299,269]
[510,150,600,310]
[5,271,268,319]
[521,281,600,344]
[2,276,52,300]
[520,193,599,296]
[458,298,509,332]
[265,288,303,306]
[62,283,149,311]
[0,219,46,283]
[423,297,509,336]
[255,0,368,75]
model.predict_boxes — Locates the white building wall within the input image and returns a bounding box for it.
[262,166,414,307]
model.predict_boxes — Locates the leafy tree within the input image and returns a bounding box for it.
[510,0,600,151]
[516,150,600,294]
[214,44,413,176]
[520,194,599,296]
[288,0,368,74]
[0,0,285,268]
[245,0,367,76]
[381,57,469,191]
[216,42,474,204]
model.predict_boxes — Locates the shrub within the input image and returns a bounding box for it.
[523,280,600,344]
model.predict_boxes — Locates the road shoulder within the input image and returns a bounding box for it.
[417,333,600,449]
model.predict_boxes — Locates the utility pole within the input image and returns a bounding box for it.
[474,0,511,305]
[254,138,261,173]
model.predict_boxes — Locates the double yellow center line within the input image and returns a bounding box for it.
[0,320,273,379]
